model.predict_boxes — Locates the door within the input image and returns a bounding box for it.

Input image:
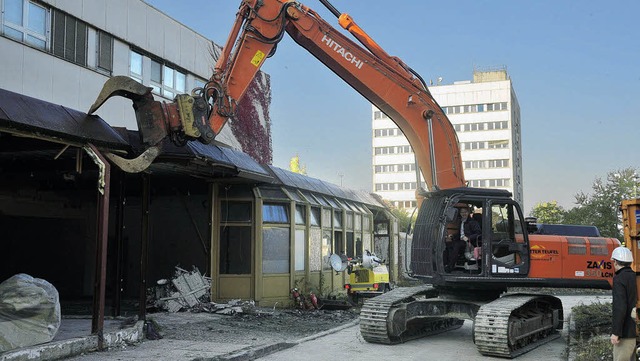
[488,201,530,276]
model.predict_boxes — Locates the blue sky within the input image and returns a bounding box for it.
[144,0,639,214]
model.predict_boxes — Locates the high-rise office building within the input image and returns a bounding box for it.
[372,68,522,212]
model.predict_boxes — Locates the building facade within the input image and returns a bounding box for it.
[0,0,271,158]
[372,69,523,212]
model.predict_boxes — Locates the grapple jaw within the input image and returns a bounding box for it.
[89,76,173,147]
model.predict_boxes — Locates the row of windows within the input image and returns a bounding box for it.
[468,178,511,187]
[375,182,427,191]
[1,1,114,72]
[374,145,412,155]
[373,128,402,137]
[454,121,509,133]
[392,200,417,209]
[463,159,510,169]
[443,102,508,115]
[219,201,372,274]
[461,140,509,150]
[373,110,389,120]
[374,163,416,173]
[130,50,190,99]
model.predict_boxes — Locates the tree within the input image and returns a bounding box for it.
[569,167,639,239]
[289,154,307,174]
[388,207,416,234]
[530,201,565,224]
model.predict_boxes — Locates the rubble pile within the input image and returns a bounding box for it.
[149,266,211,313]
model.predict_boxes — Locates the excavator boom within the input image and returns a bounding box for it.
[89,0,464,191]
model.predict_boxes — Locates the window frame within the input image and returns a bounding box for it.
[2,0,49,50]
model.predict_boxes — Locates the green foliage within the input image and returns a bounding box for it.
[572,167,639,238]
[572,302,613,361]
[388,207,416,234]
[530,200,565,224]
[531,167,639,239]
[572,302,612,337]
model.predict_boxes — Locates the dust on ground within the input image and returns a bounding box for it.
[147,306,360,346]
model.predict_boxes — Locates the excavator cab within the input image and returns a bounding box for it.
[410,187,531,289]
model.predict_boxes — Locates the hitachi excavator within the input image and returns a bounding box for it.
[89,0,621,357]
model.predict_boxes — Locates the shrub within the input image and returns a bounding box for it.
[572,302,612,337]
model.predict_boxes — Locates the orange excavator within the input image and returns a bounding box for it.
[89,0,621,357]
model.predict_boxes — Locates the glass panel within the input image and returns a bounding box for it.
[346,232,354,258]
[52,10,64,56]
[262,227,290,274]
[150,60,162,83]
[25,34,44,49]
[262,203,289,223]
[175,71,186,93]
[334,230,343,255]
[313,194,330,207]
[285,189,303,202]
[346,212,353,229]
[219,226,251,274]
[324,197,338,208]
[163,66,174,87]
[322,208,332,228]
[295,204,305,225]
[3,26,22,41]
[98,32,113,71]
[300,191,319,205]
[27,2,46,34]
[130,51,143,76]
[5,0,23,25]
[355,235,362,257]
[310,207,321,226]
[295,229,305,271]
[333,210,342,228]
[164,90,174,99]
[260,187,288,200]
[221,201,252,223]
[355,214,362,230]
[321,230,332,270]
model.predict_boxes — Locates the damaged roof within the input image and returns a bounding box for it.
[0,88,129,150]
[267,166,385,208]
[118,129,273,182]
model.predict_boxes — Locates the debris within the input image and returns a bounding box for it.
[149,266,211,313]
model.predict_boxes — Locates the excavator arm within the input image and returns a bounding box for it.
[90,0,465,191]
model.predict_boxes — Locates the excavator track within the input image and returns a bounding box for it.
[473,294,563,358]
[359,285,463,344]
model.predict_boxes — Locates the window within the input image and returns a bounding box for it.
[294,229,305,271]
[322,230,332,270]
[294,204,306,225]
[2,0,47,49]
[333,210,342,228]
[52,10,86,65]
[219,226,251,274]
[129,50,143,82]
[262,203,289,223]
[262,227,290,273]
[96,30,113,72]
[310,207,321,226]
[488,140,509,149]
[346,232,355,258]
[150,59,162,94]
[221,201,252,223]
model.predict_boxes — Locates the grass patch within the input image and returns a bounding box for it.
[573,336,612,361]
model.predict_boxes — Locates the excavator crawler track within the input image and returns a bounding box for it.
[473,294,563,358]
[359,285,463,344]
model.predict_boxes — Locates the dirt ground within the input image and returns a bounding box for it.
[146,305,360,346]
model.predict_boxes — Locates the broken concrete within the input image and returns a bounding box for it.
[151,267,211,313]
[0,274,61,352]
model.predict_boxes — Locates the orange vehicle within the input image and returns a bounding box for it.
[89,0,620,357]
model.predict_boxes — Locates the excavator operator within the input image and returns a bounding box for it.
[444,204,481,273]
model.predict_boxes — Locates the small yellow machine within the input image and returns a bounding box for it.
[330,251,390,304]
